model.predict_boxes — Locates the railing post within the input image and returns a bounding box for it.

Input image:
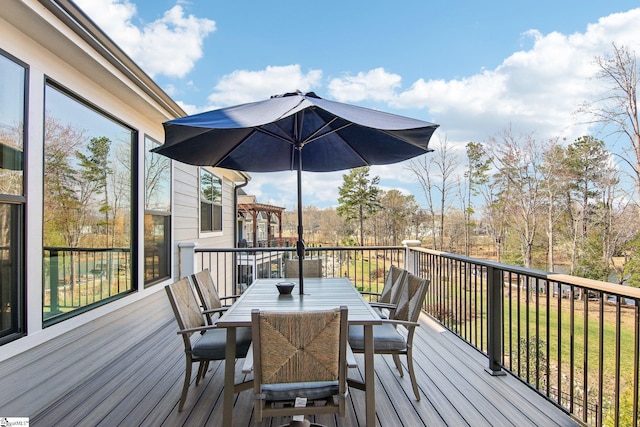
[402,239,421,274]
[486,265,506,376]
[49,249,60,315]
[178,242,198,279]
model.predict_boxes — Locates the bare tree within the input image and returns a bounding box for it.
[433,137,460,250]
[539,139,565,271]
[43,117,88,248]
[489,127,547,268]
[407,135,459,250]
[600,166,637,284]
[375,189,418,245]
[316,207,348,246]
[407,154,437,248]
[584,43,640,199]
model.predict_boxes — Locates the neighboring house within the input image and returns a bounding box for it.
[236,193,286,290]
[0,0,248,416]
[237,193,285,247]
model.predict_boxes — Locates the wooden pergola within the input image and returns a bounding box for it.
[238,201,285,247]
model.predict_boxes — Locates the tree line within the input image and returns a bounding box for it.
[284,44,639,286]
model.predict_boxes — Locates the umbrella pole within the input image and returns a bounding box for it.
[296,145,305,295]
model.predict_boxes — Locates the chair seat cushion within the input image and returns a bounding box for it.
[348,324,407,352]
[262,381,339,401]
[192,326,252,359]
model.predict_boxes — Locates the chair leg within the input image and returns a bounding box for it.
[406,348,420,401]
[196,361,205,386]
[202,361,210,379]
[179,356,193,412]
[392,353,404,377]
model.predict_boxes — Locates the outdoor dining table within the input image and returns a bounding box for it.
[216,277,382,427]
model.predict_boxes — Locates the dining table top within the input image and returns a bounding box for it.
[215,277,382,328]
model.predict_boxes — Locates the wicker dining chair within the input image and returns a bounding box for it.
[191,268,241,324]
[349,273,429,400]
[360,265,408,319]
[250,306,349,423]
[165,277,252,411]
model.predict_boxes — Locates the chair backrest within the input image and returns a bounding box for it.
[252,306,348,386]
[165,277,206,333]
[191,269,222,311]
[393,273,429,323]
[380,265,408,304]
[284,258,322,278]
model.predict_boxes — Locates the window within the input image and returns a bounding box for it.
[0,51,26,345]
[200,169,222,232]
[144,136,170,285]
[43,81,135,325]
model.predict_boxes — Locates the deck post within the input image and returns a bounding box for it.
[178,242,197,278]
[402,239,421,275]
[486,265,506,376]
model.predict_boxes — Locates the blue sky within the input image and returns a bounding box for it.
[74,0,640,211]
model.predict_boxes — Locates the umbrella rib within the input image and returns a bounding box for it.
[300,118,372,165]
[303,121,352,145]
[254,126,295,144]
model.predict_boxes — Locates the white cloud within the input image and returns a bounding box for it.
[73,0,215,78]
[183,7,640,209]
[327,68,402,102]
[207,65,323,106]
[325,8,640,144]
[244,170,345,210]
[76,2,640,208]
[175,100,200,115]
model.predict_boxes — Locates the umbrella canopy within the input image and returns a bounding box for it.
[153,91,439,294]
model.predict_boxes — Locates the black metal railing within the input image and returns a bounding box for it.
[188,244,640,425]
[193,246,406,300]
[43,246,132,323]
[410,247,640,427]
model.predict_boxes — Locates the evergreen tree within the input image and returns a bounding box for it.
[337,167,381,246]
[562,136,609,274]
[76,136,112,245]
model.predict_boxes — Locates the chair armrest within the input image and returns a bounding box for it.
[380,319,420,328]
[369,302,395,309]
[359,291,382,297]
[176,324,220,334]
[346,343,357,368]
[242,343,254,374]
[219,295,241,302]
[203,307,229,315]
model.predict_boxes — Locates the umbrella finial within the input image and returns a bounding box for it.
[272,90,303,98]
[270,90,321,99]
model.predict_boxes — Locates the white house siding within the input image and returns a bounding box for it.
[173,163,242,299]
[0,0,247,417]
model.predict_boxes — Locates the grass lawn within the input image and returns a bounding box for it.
[436,282,637,422]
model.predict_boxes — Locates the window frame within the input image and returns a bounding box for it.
[0,49,27,345]
[42,78,138,327]
[144,135,171,286]
[199,168,223,234]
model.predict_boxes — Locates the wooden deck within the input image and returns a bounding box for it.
[32,313,582,427]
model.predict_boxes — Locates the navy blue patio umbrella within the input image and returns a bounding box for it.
[153,91,439,294]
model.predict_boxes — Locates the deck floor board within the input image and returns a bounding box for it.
[32,314,581,427]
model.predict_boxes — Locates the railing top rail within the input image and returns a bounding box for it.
[412,246,640,299]
[194,245,404,253]
[195,247,295,253]
[43,246,131,253]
